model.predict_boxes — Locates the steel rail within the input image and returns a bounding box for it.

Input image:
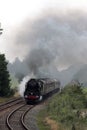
[0,97,23,111]
[6,104,26,130]
[0,97,22,107]
[21,105,35,130]
[6,104,35,130]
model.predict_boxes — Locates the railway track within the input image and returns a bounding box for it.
[0,97,23,111]
[0,80,58,130]
[0,97,24,130]
[6,104,35,130]
[0,97,36,130]
[0,97,46,130]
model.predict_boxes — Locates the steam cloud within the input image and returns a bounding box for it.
[7,10,87,83]
[6,9,87,96]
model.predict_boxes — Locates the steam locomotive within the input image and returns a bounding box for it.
[24,78,60,103]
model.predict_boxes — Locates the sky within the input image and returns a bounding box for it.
[0,0,87,26]
[1,0,87,70]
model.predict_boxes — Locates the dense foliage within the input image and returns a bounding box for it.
[0,54,13,96]
[47,84,87,130]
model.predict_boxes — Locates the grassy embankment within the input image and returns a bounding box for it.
[37,85,87,130]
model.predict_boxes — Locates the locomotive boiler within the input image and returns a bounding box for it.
[24,78,60,103]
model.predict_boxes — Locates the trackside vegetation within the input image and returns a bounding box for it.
[0,54,15,97]
[38,84,87,130]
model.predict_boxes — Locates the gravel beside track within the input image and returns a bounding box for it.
[24,103,45,130]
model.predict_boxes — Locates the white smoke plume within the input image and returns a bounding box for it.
[12,10,87,69]
[7,9,87,88]
[18,74,35,96]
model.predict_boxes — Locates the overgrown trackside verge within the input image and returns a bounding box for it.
[37,84,87,130]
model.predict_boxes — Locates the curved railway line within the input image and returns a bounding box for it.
[0,94,54,130]
[0,97,35,130]
[6,104,35,130]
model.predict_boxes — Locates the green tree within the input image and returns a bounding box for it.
[0,54,11,96]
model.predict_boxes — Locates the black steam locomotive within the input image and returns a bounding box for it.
[24,78,60,103]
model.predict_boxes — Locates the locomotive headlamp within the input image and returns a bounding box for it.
[25,95,28,98]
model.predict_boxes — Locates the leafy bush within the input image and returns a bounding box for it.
[47,84,87,129]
